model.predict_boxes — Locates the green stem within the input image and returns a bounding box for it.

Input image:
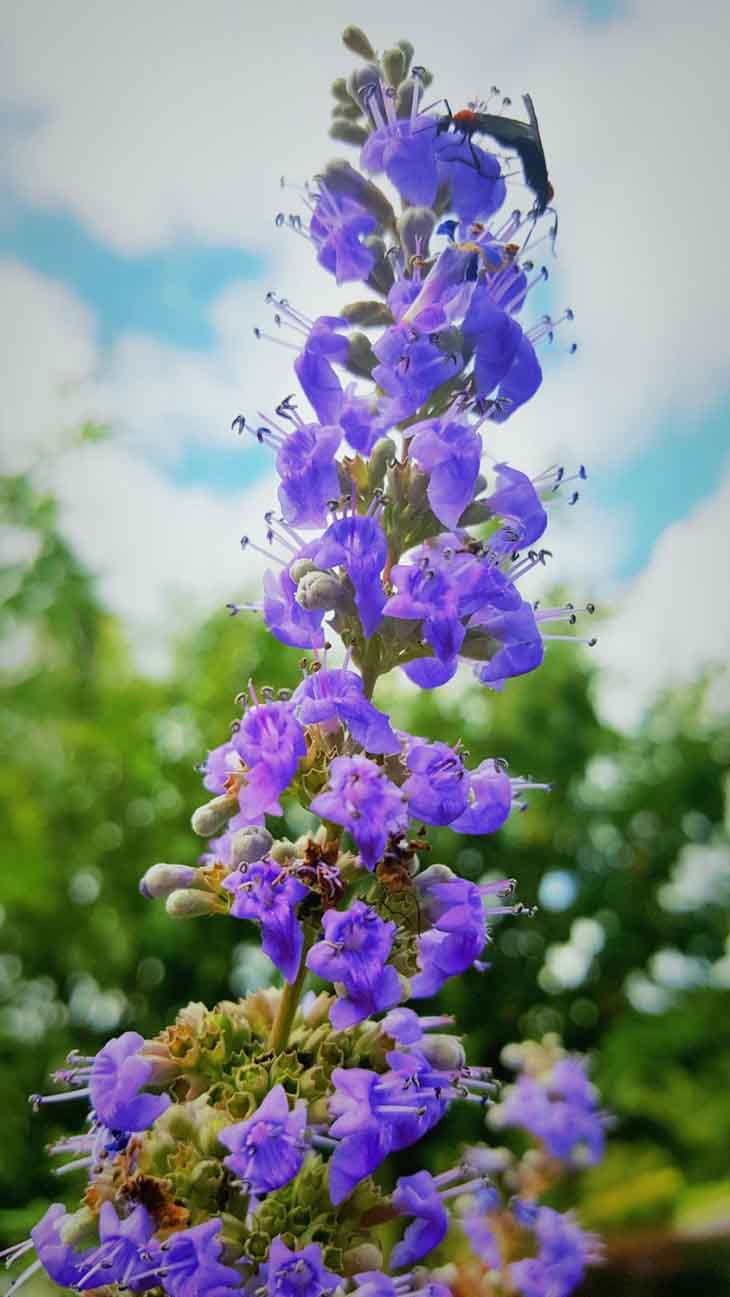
[269,931,313,1054]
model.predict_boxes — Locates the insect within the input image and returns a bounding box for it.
[435,94,554,217]
[377,832,429,933]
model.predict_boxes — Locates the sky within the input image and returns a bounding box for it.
[1,0,729,728]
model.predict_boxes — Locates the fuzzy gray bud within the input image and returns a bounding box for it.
[165,889,224,919]
[342,25,377,60]
[331,77,352,104]
[459,499,494,526]
[229,826,273,868]
[342,1244,384,1276]
[295,570,347,612]
[398,206,436,259]
[461,627,497,662]
[190,792,238,837]
[396,40,414,75]
[418,1033,467,1071]
[139,863,197,900]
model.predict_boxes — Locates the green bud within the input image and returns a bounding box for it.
[289,557,318,583]
[341,300,395,327]
[459,499,493,526]
[343,1243,383,1275]
[382,46,406,87]
[229,826,273,867]
[190,1158,225,1205]
[191,792,239,837]
[396,39,415,75]
[140,862,197,899]
[345,331,377,379]
[331,101,363,121]
[295,570,347,612]
[269,838,298,864]
[331,76,352,103]
[342,25,377,59]
[364,235,395,295]
[166,889,225,919]
[460,627,496,661]
[329,121,368,147]
[369,436,397,488]
[398,206,436,259]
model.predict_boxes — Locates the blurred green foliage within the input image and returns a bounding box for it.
[1,470,729,1294]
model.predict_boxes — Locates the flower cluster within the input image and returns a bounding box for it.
[6,25,604,1297]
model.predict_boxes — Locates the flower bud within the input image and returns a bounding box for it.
[289,557,318,583]
[398,206,436,259]
[295,570,347,612]
[343,1243,383,1275]
[369,436,397,487]
[341,300,395,328]
[229,826,273,868]
[331,76,352,104]
[459,499,493,526]
[165,889,225,919]
[346,331,377,379]
[59,1207,97,1251]
[461,628,497,661]
[342,25,376,60]
[382,45,406,88]
[414,863,457,924]
[191,792,238,837]
[417,1033,466,1071]
[330,121,368,147]
[139,863,197,900]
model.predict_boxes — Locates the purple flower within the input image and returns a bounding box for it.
[265,1237,338,1297]
[383,562,464,667]
[219,1084,307,1193]
[436,136,506,224]
[311,513,387,636]
[89,1031,171,1132]
[495,1057,606,1166]
[509,1206,597,1297]
[222,858,308,983]
[201,698,306,822]
[77,1203,155,1291]
[449,759,513,835]
[470,600,545,690]
[339,385,390,456]
[409,417,482,529]
[462,283,523,397]
[306,901,401,1028]
[310,186,377,285]
[159,1219,241,1297]
[327,1060,447,1204]
[309,755,408,870]
[295,315,349,425]
[410,873,488,998]
[391,1171,449,1269]
[361,105,439,206]
[372,324,464,423]
[352,1273,398,1297]
[292,668,399,755]
[30,1204,92,1289]
[276,423,341,528]
[485,464,548,552]
[402,741,469,827]
[262,567,326,650]
[492,334,542,422]
[461,1196,502,1269]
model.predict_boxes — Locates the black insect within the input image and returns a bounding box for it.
[436,94,554,217]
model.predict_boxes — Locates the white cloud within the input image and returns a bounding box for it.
[593,468,730,729]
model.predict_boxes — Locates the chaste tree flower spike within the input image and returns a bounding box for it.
[9,25,605,1297]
